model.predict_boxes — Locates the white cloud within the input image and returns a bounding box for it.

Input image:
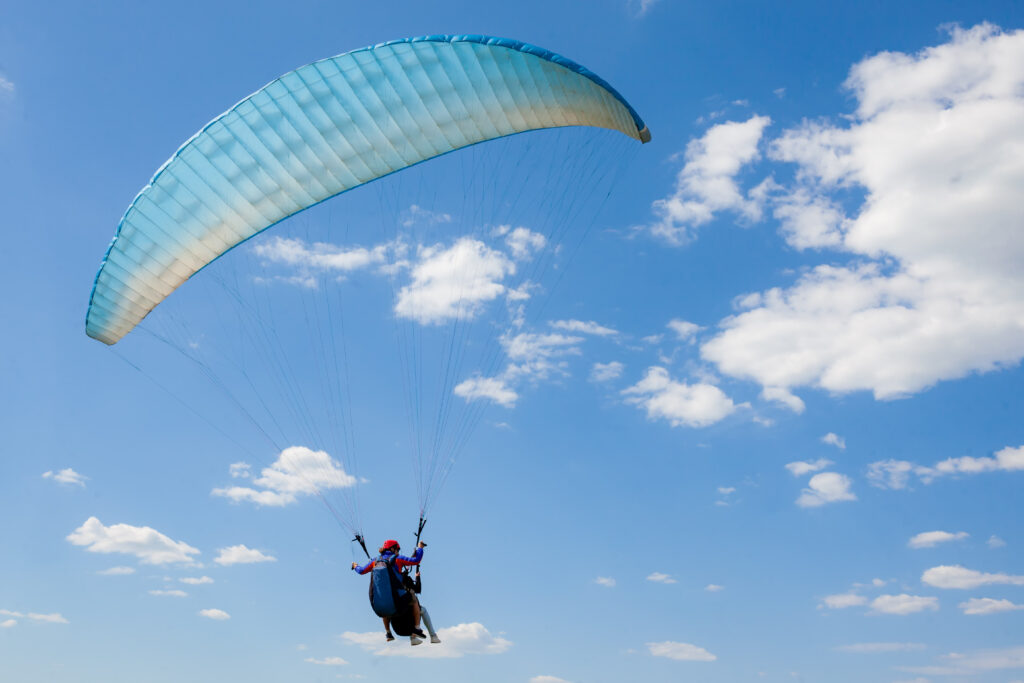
[180,576,214,585]
[97,566,135,576]
[988,535,1007,548]
[453,376,518,407]
[229,462,251,479]
[647,572,677,584]
[341,622,511,659]
[66,517,199,565]
[667,319,701,342]
[590,361,624,382]
[149,589,187,598]
[908,531,968,549]
[925,445,1024,478]
[199,608,230,620]
[785,458,833,476]
[870,594,939,615]
[898,645,1024,677]
[644,115,772,244]
[822,433,846,449]
[1,610,70,625]
[717,486,735,495]
[867,459,920,490]
[530,677,571,683]
[959,597,1024,615]
[1,619,14,628]
[837,642,926,653]
[42,468,87,487]
[212,446,355,507]
[701,26,1024,401]
[922,565,1024,589]
[304,656,349,666]
[623,367,738,428]
[705,584,725,592]
[402,204,451,227]
[760,386,805,414]
[631,0,660,18]
[594,577,616,588]
[503,227,547,260]
[796,472,856,507]
[550,319,618,336]
[253,236,390,274]
[869,446,1024,491]
[647,641,717,662]
[214,545,276,566]
[820,593,868,609]
[0,75,14,94]
[395,238,514,324]
[502,332,583,381]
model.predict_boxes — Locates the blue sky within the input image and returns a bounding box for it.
[2,2,1024,682]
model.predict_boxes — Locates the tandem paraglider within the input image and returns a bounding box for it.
[84,34,649,632]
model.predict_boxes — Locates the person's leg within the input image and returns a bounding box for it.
[382,617,394,640]
[420,605,440,642]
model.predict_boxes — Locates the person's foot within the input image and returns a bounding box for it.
[430,634,442,644]
[410,635,423,646]
[385,632,395,642]
[410,628,427,639]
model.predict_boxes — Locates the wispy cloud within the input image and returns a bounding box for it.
[149,589,187,598]
[908,531,968,549]
[590,361,624,382]
[453,376,518,408]
[0,610,69,625]
[819,593,867,609]
[593,577,616,588]
[304,656,349,666]
[198,608,230,620]
[647,641,716,662]
[646,572,677,584]
[179,576,214,585]
[341,622,511,658]
[959,597,1024,615]
[870,594,939,615]
[821,433,846,449]
[836,642,926,653]
[42,468,87,487]
[667,319,701,342]
[922,565,1024,589]
[550,319,618,337]
[785,458,833,476]
[97,566,135,576]
[898,644,1024,677]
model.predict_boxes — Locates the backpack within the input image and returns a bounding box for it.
[368,554,406,618]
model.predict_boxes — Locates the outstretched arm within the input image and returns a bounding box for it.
[394,544,424,570]
[352,559,374,574]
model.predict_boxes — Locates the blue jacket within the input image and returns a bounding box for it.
[353,547,423,582]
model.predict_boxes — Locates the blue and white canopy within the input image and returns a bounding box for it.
[86,35,650,344]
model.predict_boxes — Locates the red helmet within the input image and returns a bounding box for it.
[381,539,400,552]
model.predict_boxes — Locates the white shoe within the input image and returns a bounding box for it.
[410,635,423,646]
[430,635,441,644]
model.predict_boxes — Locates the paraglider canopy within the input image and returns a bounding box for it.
[86,34,649,346]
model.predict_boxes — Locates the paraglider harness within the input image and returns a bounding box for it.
[354,517,426,636]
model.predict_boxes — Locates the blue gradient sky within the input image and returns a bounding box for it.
[2,2,1023,682]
